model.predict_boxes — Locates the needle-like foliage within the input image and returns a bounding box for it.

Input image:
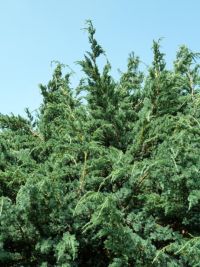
[0,21,200,266]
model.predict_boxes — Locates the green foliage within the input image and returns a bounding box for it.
[0,20,200,266]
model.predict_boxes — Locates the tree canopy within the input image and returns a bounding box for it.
[0,21,200,266]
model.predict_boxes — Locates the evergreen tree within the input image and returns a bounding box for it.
[0,21,200,266]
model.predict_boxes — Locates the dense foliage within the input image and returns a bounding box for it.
[1,21,200,266]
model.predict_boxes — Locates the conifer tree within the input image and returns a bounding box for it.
[0,22,200,266]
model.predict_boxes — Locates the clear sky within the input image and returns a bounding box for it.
[1,0,200,115]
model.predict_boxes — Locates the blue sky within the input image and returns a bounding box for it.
[1,0,200,115]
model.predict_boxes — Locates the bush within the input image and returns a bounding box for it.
[0,21,200,266]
